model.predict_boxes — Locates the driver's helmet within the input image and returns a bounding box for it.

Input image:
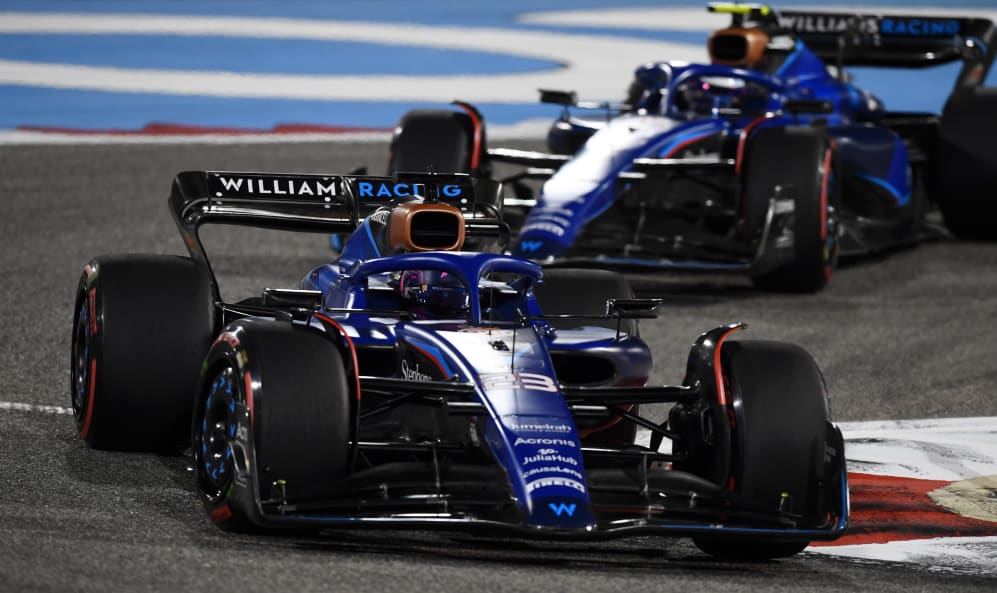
[673,75,771,117]
[673,78,717,116]
[397,270,469,316]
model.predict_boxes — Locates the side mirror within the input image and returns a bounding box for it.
[606,298,662,319]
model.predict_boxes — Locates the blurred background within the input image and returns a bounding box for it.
[2,0,997,137]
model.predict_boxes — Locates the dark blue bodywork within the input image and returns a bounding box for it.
[164,169,847,543]
[429,2,997,287]
[511,42,911,265]
[302,225,652,529]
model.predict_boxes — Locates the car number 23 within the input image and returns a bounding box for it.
[479,372,559,393]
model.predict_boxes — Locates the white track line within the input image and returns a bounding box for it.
[0,401,74,415]
[840,416,997,481]
[813,536,997,576]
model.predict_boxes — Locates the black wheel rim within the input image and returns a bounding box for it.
[71,294,91,422]
[196,366,238,502]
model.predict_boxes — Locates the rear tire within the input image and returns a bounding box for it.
[930,87,997,240]
[691,340,832,560]
[70,255,215,452]
[388,107,504,243]
[193,320,352,532]
[743,127,836,292]
[389,109,479,175]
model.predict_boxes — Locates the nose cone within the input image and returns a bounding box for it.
[527,495,596,530]
[504,425,595,530]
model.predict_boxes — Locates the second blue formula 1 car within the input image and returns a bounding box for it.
[388,3,997,292]
[70,171,846,559]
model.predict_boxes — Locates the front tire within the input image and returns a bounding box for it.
[193,320,353,532]
[70,255,215,452]
[930,86,997,240]
[691,340,834,560]
[743,127,836,293]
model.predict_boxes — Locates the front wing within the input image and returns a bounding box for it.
[224,376,848,543]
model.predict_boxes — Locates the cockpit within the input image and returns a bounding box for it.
[362,263,539,325]
[670,72,776,118]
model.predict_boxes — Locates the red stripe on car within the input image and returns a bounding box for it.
[735,115,772,174]
[712,326,743,408]
[314,314,362,403]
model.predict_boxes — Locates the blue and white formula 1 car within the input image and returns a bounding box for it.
[389,3,997,292]
[71,171,847,559]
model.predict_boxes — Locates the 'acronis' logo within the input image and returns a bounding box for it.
[357,181,463,199]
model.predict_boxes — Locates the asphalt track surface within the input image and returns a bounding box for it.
[1,141,996,592]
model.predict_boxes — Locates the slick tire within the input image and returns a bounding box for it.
[389,109,480,175]
[70,255,215,452]
[743,127,836,293]
[692,340,833,560]
[388,107,503,233]
[930,86,997,240]
[193,320,352,532]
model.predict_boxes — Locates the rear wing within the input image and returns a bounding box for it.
[708,3,997,87]
[779,10,996,80]
[170,171,480,233]
[169,170,501,300]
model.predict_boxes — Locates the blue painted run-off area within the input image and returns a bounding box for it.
[0,34,558,76]
[1,0,995,131]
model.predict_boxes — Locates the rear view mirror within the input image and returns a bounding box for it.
[606,298,662,319]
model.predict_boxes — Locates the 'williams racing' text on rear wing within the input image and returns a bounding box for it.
[168,170,504,300]
[776,10,997,88]
[170,171,482,234]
